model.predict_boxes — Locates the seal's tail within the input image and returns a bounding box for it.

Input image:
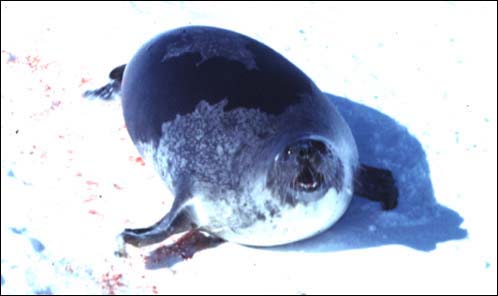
[83,64,126,100]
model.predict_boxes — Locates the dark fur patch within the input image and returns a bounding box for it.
[121,26,312,146]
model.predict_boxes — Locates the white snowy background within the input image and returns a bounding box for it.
[1,1,496,294]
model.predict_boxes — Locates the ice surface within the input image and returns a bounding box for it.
[1,2,496,294]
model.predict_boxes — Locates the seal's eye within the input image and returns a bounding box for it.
[311,140,327,154]
[282,146,293,160]
[283,139,328,163]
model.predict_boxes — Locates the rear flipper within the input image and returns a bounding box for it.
[145,230,224,269]
[83,64,126,100]
[354,164,398,210]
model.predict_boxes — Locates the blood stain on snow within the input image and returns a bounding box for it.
[101,272,124,295]
[86,180,99,186]
[135,157,145,166]
[79,77,91,87]
[145,230,223,268]
[25,55,51,72]
[50,100,61,109]
[83,194,99,203]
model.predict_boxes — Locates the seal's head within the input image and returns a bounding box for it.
[268,137,343,207]
[207,128,353,247]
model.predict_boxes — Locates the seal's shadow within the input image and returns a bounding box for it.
[272,93,467,252]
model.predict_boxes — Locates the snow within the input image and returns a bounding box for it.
[1,1,496,294]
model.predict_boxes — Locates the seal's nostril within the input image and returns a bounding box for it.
[299,148,308,158]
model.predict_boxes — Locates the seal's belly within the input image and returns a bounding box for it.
[188,184,354,246]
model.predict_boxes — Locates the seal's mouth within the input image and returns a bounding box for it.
[293,165,324,192]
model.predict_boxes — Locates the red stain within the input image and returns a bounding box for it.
[101,272,124,295]
[26,55,40,69]
[113,183,123,190]
[86,180,99,186]
[25,55,50,71]
[75,172,82,177]
[3,52,57,80]
[84,194,99,203]
[135,156,145,166]
[50,100,61,109]
[80,77,91,86]
[144,230,222,268]
[152,285,158,294]
[88,209,98,215]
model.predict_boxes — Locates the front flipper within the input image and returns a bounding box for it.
[119,177,196,250]
[121,205,194,247]
[354,164,398,210]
